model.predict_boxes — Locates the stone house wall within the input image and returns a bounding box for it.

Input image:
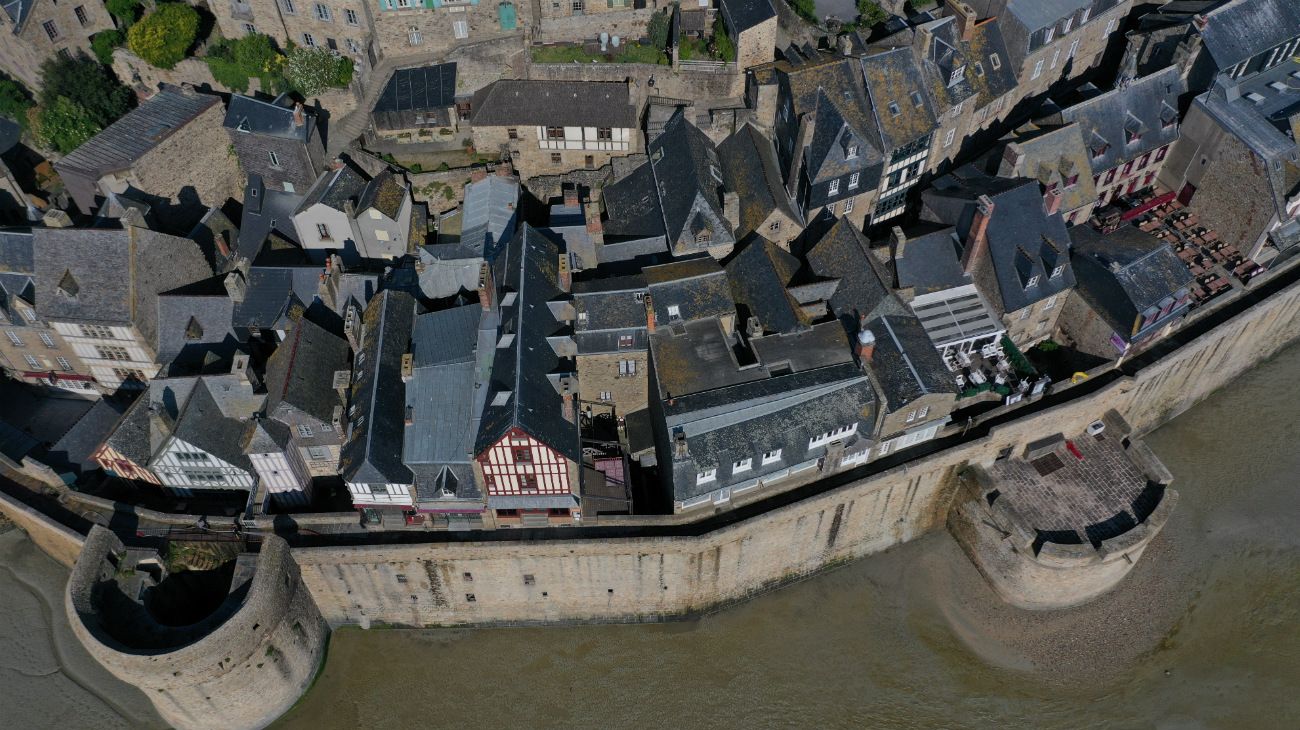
[125,103,244,225]
[371,4,526,63]
[535,7,656,43]
[472,124,638,180]
[1003,290,1067,348]
[734,17,776,71]
[0,0,114,90]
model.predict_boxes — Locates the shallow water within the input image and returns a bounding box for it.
[3,343,1299,729]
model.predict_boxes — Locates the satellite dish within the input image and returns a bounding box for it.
[600,32,609,51]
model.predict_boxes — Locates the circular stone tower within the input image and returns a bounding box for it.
[66,526,328,730]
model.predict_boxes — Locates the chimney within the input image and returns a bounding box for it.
[1001,143,1025,174]
[329,158,345,170]
[224,270,247,303]
[557,253,572,292]
[401,353,414,382]
[722,191,740,231]
[856,315,876,363]
[890,226,906,254]
[962,194,995,273]
[584,200,604,235]
[292,102,305,128]
[563,185,579,208]
[746,315,763,338]
[673,427,688,458]
[477,262,494,311]
[1192,14,1208,31]
[216,232,232,259]
[470,167,488,183]
[404,405,415,425]
[644,292,656,334]
[948,0,978,41]
[914,24,934,59]
[1044,186,1062,215]
[837,33,853,56]
[561,394,575,424]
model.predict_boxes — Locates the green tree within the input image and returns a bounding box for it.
[38,55,132,128]
[0,76,33,127]
[856,0,888,27]
[127,3,199,70]
[91,30,126,65]
[205,34,285,92]
[790,0,817,23]
[105,0,142,26]
[647,9,670,50]
[284,46,354,96]
[35,97,102,153]
[711,16,736,61]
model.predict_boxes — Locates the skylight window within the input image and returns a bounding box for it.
[888,102,901,116]
[491,391,512,407]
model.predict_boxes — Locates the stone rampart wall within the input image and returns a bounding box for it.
[0,488,84,568]
[287,271,1300,627]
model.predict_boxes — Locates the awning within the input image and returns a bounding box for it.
[1121,190,1176,221]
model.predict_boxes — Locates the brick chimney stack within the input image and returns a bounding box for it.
[1044,186,1062,215]
[644,292,656,334]
[557,254,572,292]
[962,194,996,273]
[948,0,979,41]
[563,185,580,209]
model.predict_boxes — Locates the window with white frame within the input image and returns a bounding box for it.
[905,410,917,423]
[96,345,130,361]
[762,449,782,465]
[409,26,421,44]
[1027,274,1040,288]
[346,8,358,24]
[1052,265,1064,278]
[1044,294,1058,310]
[618,359,637,377]
[944,128,956,148]
[21,308,35,322]
[56,356,73,371]
[297,425,314,438]
[989,53,1001,70]
[1079,8,1089,24]
[733,457,752,474]
[282,0,295,12]
[918,406,930,419]
[6,330,23,347]
[1061,17,1072,34]
[268,150,281,167]
[1043,27,1053,44]
[599,391,612,401]
[315,3,331,20]
[844,197,855,214]
[849,172,860,189]
[303,32,316,47]
[1032,60,1044,80]
[696,468,716,485]
[666,304,681,320]
[23,354,39,368]
[1068,38,1079,59]
[346,38,361,53]
[453,19,468,38]
[846,144,858,159]
[828,179,840,196]
[39,332,55,348]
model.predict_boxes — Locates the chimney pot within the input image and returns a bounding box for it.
[963,194,996,273]
[644,292,656,333]
[856,314,876,363]
[947,0,979,41]
[292,102,305,127]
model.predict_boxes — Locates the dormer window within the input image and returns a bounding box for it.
[829,179,840,195]
[888,102,901,116]
[1126,129,1142,144]
[1065,174,1079,188]
[1051,265,1064,278]
[667,304,681,320]
[846,144,858,159]
[1061,17,1072,34]
[989,53,1001,70]
[948,65,965,86]
[57,269,79,298]
[695,229,712,244]
[1043,27,1054,44]
[1091,143,1109,159]
[1027,275,1040,288]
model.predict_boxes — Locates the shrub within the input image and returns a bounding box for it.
[91,30,126,65]
[35,97,102,153]
[106,0,142,27]
[127,3,200,70]
[856,0,888,27]
[791,0,817,23]
[0,76,32,126]
[647,9,670,50]
[205,34,286,93]
[38,55,131,128]
[284,46,354,96]
[711,16,736,62]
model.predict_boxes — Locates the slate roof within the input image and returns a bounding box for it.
[648,110,736,255]
[784,56,886,187]
[242,417,292,455]
[861,46,939,150]
[373,63,457,114]
[922,172,1077,314]
[56,87,220,178]
[298,164,368,214]
[864,313,957,411]
[1199,0,1300,72]
[238,175,304,261]
[223,93,315,143]
[663,362,876,501]
[997,122,1099,215]
[717,124,803,237]
[572,274,648,348]
[994,0,1093,33]
[600,163,666,242]
[1069,224,1195,335]
[892,227,968,294]
[45,398,130,478]
[460,174,518,259]
[339,289,416,485]
[474,226,579,460]
[1042,67,1184,176]
[404,303,485,502]
[231,265,321,330]
[264,315,350,424]
[32,227,215,344]
[187,204,242,273]
[643,256,735,325]
[103,377,201,467]
[155,279,238,370]
[650,317,766,399]
[356,168,406,221]
[725,238,808,335]
[470,80,637,128]
[167,377,261,474]
[2,0,31,32]
[718,0,775,34]
[0,229,34,273]
[806,216,908,327]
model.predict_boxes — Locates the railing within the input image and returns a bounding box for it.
[675,59,737,73]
